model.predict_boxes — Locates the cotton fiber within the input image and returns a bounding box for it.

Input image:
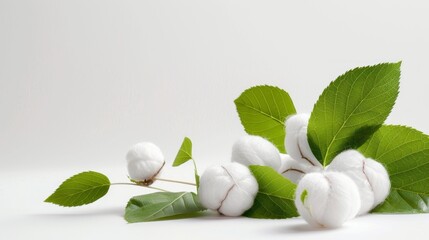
[198,162,258,216]
[231,135,281,171]
[126,142,165,183]
[295,171,361,228]
[328,149,391,215]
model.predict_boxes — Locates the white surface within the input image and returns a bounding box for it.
[1,164,429,240]
[2,0,429,239]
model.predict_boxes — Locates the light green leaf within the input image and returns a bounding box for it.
[172,137,200,188]
[45,171,110,207]
[125,192,205,223]
[173,137,193,166]
[234,85,297,153]
[359,125,429,213]
[244,165,298,219]
[308,62,401,166]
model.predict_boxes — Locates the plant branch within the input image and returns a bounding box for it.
[153,178,196,186]
[110,183,169,192]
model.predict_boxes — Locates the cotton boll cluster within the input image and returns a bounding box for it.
[198,162,258,216]
[125,140,260,217]
[126,142,165,185]
[283,113,391,227]
[197,112,391,223]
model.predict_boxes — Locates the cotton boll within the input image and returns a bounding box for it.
[126,142,165,184]
[285,114,321,168]
[278,154,321,183]
[198,162,258,216]
[328,150,391,215]
[363,159,390,204]
[231,135,281,171]
[295,172,361,228]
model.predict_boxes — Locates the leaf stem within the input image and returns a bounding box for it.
[110,183,169,192]
[191,158,200,193]
[153,178,196,186]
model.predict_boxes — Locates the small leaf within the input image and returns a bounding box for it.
[359,125,429,213]
[300,190,308,204]
[172,137,200,189]
[244,165,298,219]
[45,171,110,207]
[173,137,193,166]
[125,192,205,223]
[234,85,297,153]
[308,62,401,166]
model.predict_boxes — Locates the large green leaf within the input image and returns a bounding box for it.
[45,171,110,207]
[172,137,199,188]
[359,125,429,213]
[125,192,205,223]
[308,62,401,166]
[234,85,296,153]
[243,165,298,219]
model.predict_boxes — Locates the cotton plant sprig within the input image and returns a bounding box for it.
[45,138,206,222]
[46,62,429,227]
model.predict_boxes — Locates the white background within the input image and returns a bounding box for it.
[1,0,429,239]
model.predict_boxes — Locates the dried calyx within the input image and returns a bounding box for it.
[126,142,165,186]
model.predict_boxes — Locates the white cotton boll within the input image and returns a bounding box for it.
[198,162,258,217]
[295,172,361,228]
[231,135,281,171]
[126,142,165,183]
[328,150,391,215]
[364,159,390,204]
[285,114,310,160]
[278,154,321,183]
[285,114,321,168]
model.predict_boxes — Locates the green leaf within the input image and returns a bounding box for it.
[45,171,110,207]
[300,190,308,204]
[234,85,297,153]
[125,192,205,223]
[308,62,401,166]
[359,125,429,213]
[172,137,200,188]
[173,137,193,166]
[243,165,298,219]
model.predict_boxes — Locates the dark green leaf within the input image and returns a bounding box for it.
[244,165,298,219]
[125,192,205,223]
[308,62,401,166]
[45,171,110,207]
[234,85,297,153]
[359,125,429,213]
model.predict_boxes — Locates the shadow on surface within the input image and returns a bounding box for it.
[30,206,124,219]
[269,222,343,235]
